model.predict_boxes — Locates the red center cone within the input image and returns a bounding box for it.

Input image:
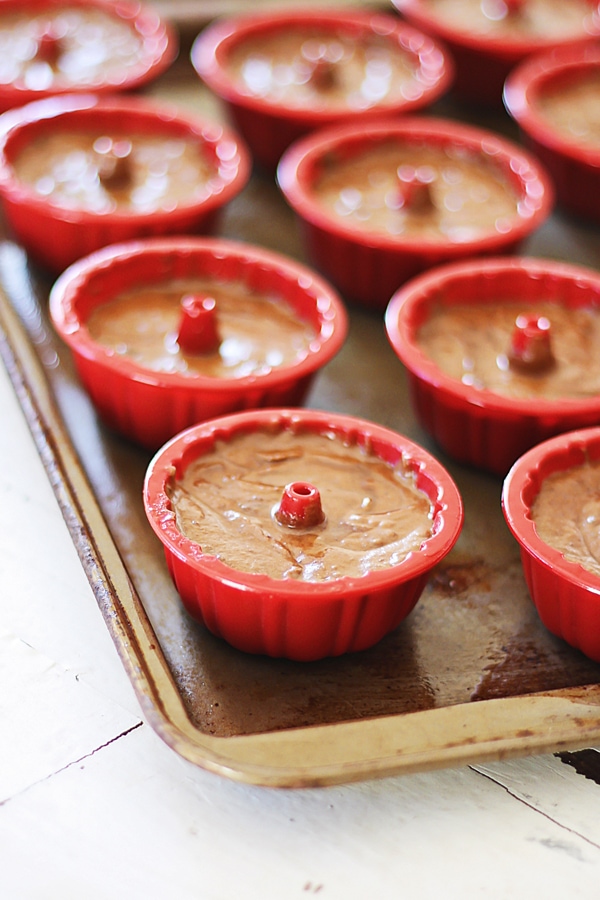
[274,482,325,528]
[177,294,221,355]
[508,314,554,373]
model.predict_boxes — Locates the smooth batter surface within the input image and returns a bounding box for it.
[228,27,423,110]
[537,71,600,149]
[168,428,434,581]
[14,131,215,213]
[417,300,600,399]
[533,458,600,578]
[313,141,520,241]
[0,7,147,90]
[86,278,317,379]
[418,0,596,40]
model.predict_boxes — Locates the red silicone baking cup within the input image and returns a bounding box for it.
[392,0,600,106]
[0,93,251,272]
[277,116,553,311]
[504,42,600,224]
[502,427,600,662]
[0,0,178,113]
[385,256,600,476]
[49,236,348,450]
[191,7,454,171]
[143,407,464,661]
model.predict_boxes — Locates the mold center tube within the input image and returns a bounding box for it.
[94,137,133,191]
[503,0,524,16]
[34,25,64,65]
[274,482,326,529]
[177,294,221,355]
[396,166,435,213]
[508,313,555,373]
[308,58,337,91]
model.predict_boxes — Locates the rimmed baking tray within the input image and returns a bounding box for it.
[1,53,600,788]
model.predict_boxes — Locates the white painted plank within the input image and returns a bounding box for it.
[1,723,600,900]
[474,755,600,846]
[0,630,141,801]
[0,361,142,715]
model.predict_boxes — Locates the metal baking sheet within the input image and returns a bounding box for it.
[1,45,600,788]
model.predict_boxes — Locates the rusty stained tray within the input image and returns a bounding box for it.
[2,53,600,788]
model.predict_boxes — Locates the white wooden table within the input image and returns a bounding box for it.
[2,343,600,898]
